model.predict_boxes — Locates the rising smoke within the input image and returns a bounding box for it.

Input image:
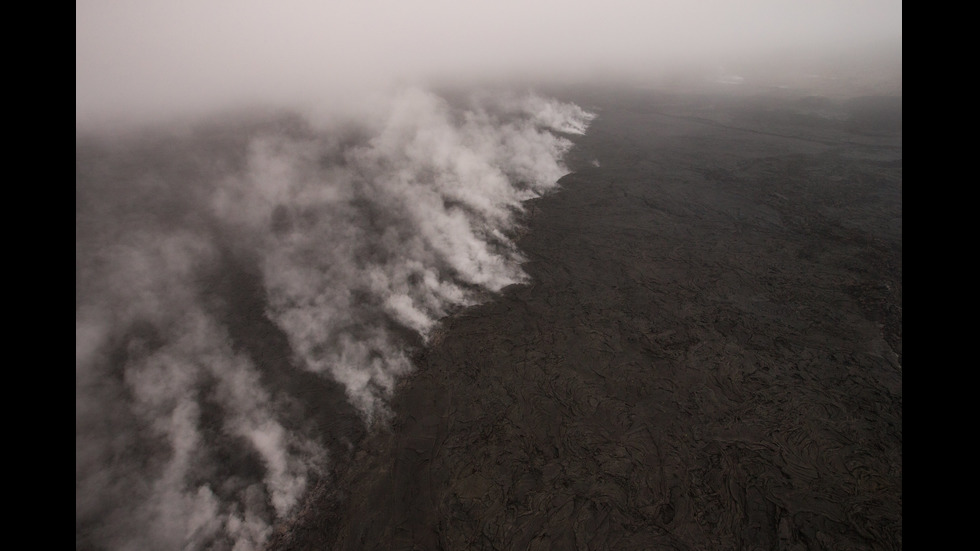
[76,88,595,550]
[77,1,900,547]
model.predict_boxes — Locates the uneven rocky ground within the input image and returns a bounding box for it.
[270,86,902,551]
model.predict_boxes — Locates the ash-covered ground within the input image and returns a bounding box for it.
[270,85,902,550]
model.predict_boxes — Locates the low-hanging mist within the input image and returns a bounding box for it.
[76,88,595,550]
[76,1,901,129]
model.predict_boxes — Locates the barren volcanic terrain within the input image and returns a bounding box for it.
[269,86,902,550]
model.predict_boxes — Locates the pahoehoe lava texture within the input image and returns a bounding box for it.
[271,88,902,550]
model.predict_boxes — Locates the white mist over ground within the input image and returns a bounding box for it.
[230,89,593,418]
[76,88,594,550]
[78,2,900,548]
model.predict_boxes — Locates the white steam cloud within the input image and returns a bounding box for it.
[78,2,898,547]
[212,89,594,418]
[76,233,325,550]
[76,88,595,550]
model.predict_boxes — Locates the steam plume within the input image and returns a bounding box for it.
[76,88,594,550]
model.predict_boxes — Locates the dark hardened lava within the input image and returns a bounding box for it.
[269,87,902,550]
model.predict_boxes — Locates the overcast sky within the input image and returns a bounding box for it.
[76,0,902,126]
